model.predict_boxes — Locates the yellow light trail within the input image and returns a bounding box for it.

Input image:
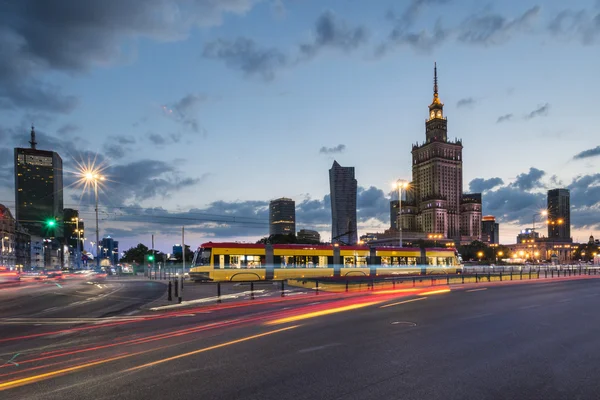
[126,325,299,371]
[418,289,451,296]
[379,297,427,309]
[372,289,421,295]
[265,302,381,325]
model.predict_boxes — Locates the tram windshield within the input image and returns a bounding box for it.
[192,248,212,267]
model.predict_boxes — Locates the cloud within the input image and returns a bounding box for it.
[148,133,166,145]
[496,114,513,123]
[379,20,449,55]
[163,93,207,133]
[456,97,476,108]
[511,167,546,191]
[469,177,504,193]
[0,0,258,112]
[548,8,600,44]
[271,0,286,20]
[568,173,600,208]
[481,187,546,225]
[457,6,541,46]
[56,123,80,136]
[299,11,368,58]
[102,135,136,160]
[573,145,600,160]
[319,144,346,154]
[203,38,288,81]
[395,0,452,27]
[525,103,550,119]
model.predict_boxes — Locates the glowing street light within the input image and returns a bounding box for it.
[393,179,409,248]
[532,209,548,236]
[81,169,105,269]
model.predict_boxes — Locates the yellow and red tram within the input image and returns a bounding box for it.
[190,242,462,282]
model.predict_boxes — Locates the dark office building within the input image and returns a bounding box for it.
[481,215,499,245]
[14,126,64,239]
[329,161,358,245]
[269,198,296,236]
[547,189,570,240]
[101,237,119,265]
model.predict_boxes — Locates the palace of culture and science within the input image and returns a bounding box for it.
[390,64,482,244]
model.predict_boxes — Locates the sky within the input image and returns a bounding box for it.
[1,0,600,254]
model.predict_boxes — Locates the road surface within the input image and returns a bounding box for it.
[2,277,600,399]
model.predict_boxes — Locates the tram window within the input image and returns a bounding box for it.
[318,256,327,267]
[356,256,367,267]
[343,256,354,267]
[229,255,242,268]
[246,255,261,268]
[407,257,417,265]
[219,255,225,268]
[381,257,390,267]
[427,257,436,266]
[280,256,294,268]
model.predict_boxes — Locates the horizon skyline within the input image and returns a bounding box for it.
[1,0,599,253]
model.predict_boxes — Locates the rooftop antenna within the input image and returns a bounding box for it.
[29,124,37,149]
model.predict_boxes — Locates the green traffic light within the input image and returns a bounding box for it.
[46,219,56,227]
[148,255,155,261]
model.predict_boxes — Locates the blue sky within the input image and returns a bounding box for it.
[1,0,600,253]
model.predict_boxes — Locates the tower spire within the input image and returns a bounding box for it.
[29,124,37,150]
[434,62,438,97]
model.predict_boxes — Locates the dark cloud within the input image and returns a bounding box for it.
[525,103,550,120]
[319,144,346,154]
[102,143,127,160]
[0,0,255,112]
[456,97,476,108]
[469,177,504,193]
[496,114,513,123]
[203,38,288,81]
[568,174,600,208]
[457,6,540,46]
[357,186,389,223]
[117,136,136,145]
[56,123,80,136]
[164,93,207,133]
[573,145,600,160]
[378,20,449,55]
[148,133,166,145]
[394,0,452,27]
[299,11,368,58]
[548,9,600,44]
[511,167,545,191]
[481,187,545,225]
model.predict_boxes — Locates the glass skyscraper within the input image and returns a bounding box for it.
[329,161,357,245]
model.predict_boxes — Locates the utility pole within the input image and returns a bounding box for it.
[151,234,156,272]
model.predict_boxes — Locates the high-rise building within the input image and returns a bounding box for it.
[547,189,570,240]
[481,215,499,244]
[63,209,84,250]
[14,126,64,239]
[409,64,480,242]
[100,237,119,265]
[329,161,358,245]
[269,198,296,236]
[460,193,482,242]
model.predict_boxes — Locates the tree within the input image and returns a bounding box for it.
[120,243,149,263]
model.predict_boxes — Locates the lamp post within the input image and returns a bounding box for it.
[72,217,82,269]
[496,250,503,264]
[394,180,409,248]
[532,210,548,236]
[84,172,104,269]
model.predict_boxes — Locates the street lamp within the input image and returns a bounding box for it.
[477,251,483,262]
[72,217,82,269]
[496,250,503,264]
[83,171,105,269]
[393,180,409,248]
[532,210,547,236]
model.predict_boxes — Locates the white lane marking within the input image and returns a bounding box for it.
[460,312,493,320]
[519,304,541,310]
[307,302,321,306]
[380,297,427,309]
[466,288,488,293]
[391,321,417,326]
[149,290,268,311]
[298,343,341,353]
[42,307,59,312]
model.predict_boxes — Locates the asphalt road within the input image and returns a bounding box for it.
[2,278,600,399]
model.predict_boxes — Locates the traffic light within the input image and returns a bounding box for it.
[148,254,155,261]
[46,219,56,227]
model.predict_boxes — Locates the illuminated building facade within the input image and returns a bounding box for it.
[269,198,296,236]
[14,126,64,239]
[408,64,481,242]
[481,215,499,245]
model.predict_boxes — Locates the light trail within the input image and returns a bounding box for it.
[379,297,427,309]
[126,325,299,372]
[265,301,381,325]
[418,288,451,296]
